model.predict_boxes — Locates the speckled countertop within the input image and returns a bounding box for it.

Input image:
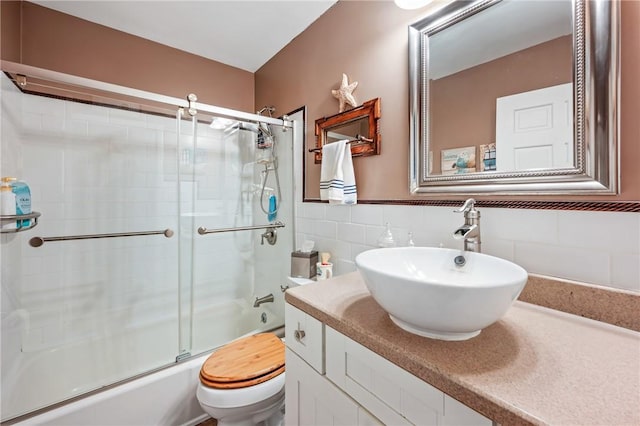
[284,272,640,426]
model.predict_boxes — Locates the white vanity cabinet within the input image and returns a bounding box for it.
[285,303,492,426]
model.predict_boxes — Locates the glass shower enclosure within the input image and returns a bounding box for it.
[0,63,293,421]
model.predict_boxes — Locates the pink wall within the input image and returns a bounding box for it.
[256,1,640,202]
[2,1,638,202]
[1,1,254,112]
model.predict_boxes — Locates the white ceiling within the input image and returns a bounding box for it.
[31,1,337,73]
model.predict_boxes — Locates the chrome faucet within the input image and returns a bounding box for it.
[453,198,481,253]
[253,293,274,307]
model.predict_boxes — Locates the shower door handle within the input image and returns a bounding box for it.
[197,221,284,235]
[29,228,174,247]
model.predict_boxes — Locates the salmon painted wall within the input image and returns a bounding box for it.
[0,1,254,112]
[255,0,640,202]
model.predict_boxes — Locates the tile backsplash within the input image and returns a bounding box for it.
[295,202,640,293]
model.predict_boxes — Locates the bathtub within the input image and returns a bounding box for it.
[4,302,283,425]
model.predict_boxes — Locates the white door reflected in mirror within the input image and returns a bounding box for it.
[496,83,573,171]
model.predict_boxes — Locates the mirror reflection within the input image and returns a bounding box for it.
[428,0,573,175]
[326,117,369,144]
[410,0,619,194]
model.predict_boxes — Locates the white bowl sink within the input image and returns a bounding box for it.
[355,247,528,341]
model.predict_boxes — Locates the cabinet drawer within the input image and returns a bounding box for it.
[285,303,324,373]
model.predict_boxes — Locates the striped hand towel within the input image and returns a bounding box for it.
[320,140,357,205]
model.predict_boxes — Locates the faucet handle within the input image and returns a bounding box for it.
[454,198,476,213]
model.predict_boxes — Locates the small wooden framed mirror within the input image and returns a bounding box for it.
[312,98,381,164]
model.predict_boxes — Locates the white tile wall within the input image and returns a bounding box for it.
[295,203,640,292]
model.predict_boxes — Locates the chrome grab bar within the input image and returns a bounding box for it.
[29,229,174,248]
[197,221,285,235]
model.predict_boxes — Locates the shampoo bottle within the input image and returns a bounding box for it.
[1,178,16,230]
[3,177,31,228]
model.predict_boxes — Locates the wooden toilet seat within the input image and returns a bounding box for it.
[199,333,285,389]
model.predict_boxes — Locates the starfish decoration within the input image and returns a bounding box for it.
[331,73,358,113]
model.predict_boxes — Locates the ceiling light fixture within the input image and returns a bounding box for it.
[394,0,434,10]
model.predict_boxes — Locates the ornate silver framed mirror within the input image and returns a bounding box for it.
[409,0,619,194]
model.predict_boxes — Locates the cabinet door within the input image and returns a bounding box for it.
[326,327,438,425]
[325,326,492,426]
[285,304,324,373]
[286,348,363,426]
[443,395,493,426]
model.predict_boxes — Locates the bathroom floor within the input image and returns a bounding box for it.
[197,419,217,426]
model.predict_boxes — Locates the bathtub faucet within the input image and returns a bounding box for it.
[254,293,274,307]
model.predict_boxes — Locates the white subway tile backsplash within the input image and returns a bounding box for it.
[515,242,611,286]
[610,254,640,292]
[312,220,338,239]
[482,208,558,244]
[365,225,386,247]
[337,222,366,244]
[327,240,351,262]
[351,204,383,225]
[295,217,314,235]
[480,239,515,262]
[383,205,422,230]
[294,203,638,293]
[325,204,352,222]
[421,206,460,235]
[557,211,639,253]
[300,202,325,220]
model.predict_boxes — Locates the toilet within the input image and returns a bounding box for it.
[196,332,285,426]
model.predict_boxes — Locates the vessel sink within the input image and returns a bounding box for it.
[355,247,528,341]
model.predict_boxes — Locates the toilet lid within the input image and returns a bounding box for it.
[200,333,285,389]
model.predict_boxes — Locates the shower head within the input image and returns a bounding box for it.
[220,121,260,135]
[238,122,260,133]
[209,117,236,130]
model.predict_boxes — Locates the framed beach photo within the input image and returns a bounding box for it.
[441,146,476,175]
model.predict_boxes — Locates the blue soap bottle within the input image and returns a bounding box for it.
[7,178,31,228]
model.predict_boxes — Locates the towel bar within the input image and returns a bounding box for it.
[308,135,373,153]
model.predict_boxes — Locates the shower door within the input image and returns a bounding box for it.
[0,65,292,422]
[178,109,293,357]
[0,72,183,420]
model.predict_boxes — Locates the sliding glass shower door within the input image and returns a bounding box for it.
[179,109,293,356]
[0,67,292,421]
[0,72,183,420]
